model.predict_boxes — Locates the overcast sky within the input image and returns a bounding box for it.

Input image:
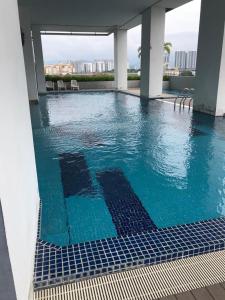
[42,0,201,67]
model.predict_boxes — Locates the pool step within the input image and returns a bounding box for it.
[59,152,94,197]
[96,168,157,236]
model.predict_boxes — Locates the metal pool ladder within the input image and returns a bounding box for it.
[174,88,194,111]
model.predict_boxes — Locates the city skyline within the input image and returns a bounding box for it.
[45,59,115,75]
[44,49,197,75]
[42,33,199,69]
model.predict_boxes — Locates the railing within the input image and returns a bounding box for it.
[174,88,194,111]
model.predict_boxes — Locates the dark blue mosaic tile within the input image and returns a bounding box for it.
[96,168,157,236]
[34,200,225,290]
[191,128,206,136]
[59,152,94,197]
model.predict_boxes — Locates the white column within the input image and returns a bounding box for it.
[32,26,46,94]
[0,1,39,300]
[194,0,225,116]
[19,7,38,101]
[140,6,165,98]
[114,29,128,90]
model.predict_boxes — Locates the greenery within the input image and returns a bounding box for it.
[163,75,170,81]
[45,74,173,82]
[138,42,172,58]
[180,70,194,76]
[128,74,140,80]
[138,46,141,58]
[128,68,139,73]
[163,42,172,54]
[45,74,141,82]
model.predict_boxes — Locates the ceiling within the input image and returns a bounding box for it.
[18,0,193,32]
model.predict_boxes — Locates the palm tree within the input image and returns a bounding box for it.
[138,42,172,58]
[164,42,172,54]
[138,46,141,58]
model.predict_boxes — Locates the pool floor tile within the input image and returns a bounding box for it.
[96,168,157,236]
[59,152,94,197]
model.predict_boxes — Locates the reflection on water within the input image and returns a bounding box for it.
[31,92,225,245]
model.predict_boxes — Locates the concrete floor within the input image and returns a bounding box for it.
[128,88,193,108]
[128,88,141,95]
[34,249,225,300]
[160,283,225,300]
[128,88,177,99]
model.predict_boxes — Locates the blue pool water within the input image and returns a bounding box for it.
[31,92,225,247]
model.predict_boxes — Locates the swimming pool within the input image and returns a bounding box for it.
[31,91,225,288]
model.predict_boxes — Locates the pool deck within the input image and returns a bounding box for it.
[128,88,177,98]
[127,88,141,95]
[34,250,225,300]
[127,88,177,99]
[127,88,193,108]
[34,282,225,300]
[161,283,225,300]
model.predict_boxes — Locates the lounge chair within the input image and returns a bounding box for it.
[71,80,79,90]
[46,81,54,91]
[57,80,66,91]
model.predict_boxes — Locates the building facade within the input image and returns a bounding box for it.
[186,51,197,70]
[46,60,115,74]
[174,51,187,70]
[164,53,170,64]
[173,50,197,70]
[44,63,75,75]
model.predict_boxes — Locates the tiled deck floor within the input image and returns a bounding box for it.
[34,250,225,300]
[128,89,193,107]
[161,282,225,300]
[128,88,177,99]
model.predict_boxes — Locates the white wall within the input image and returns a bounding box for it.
[60,80,140,90]
[0,1,40,300]
[169,76,196,91]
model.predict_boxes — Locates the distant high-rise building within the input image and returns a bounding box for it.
[174,51,187,70]
[164,53,170,69]
[47,59,115,74]
[83,62,93,73]
[73,61,85,73]
[104,60,114,71]
[94,61,106,73]
[186,51,197,70]
[164,53,170,64]
[44,63,75,75]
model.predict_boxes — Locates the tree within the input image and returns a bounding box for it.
[164,42,172,54]
[138,42,172,58]
[138,46,141,58]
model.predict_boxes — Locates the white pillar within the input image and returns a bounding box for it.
[114,29,128,90]
[140,6,165,98]
[0,1,39,300]
[19,7,38,101]
[194,0,225,116]
[32,26,46,94]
